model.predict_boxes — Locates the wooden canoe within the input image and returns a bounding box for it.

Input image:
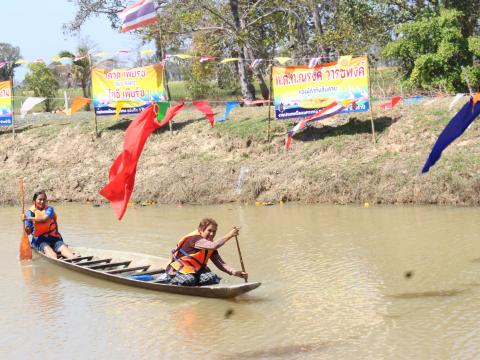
[33,246,261,299]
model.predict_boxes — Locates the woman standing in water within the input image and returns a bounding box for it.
[22,191,75,259]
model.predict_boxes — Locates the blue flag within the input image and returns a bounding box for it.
[422,98,480,173]
[403,95,423,105]
[217,101,240,122]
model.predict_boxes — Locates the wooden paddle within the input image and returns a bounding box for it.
[234,235,247,283]
[19,177,32,261]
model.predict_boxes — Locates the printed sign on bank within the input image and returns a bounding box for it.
[272,56,370,120]
[0,81,13,126]
[92,63,165,116]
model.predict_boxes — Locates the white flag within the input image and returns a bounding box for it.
[449,93,465,111]
[21,97,46,118]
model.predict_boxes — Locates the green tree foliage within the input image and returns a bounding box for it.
[23,63,60,112]
[382,8,479,92]
[0,43,22,81]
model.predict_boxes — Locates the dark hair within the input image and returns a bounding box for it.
[198,218,217,231]
[33,191,47,202]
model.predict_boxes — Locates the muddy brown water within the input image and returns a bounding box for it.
[2,203,480,359]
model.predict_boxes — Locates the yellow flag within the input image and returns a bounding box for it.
[141,50,155,55]
[174,54,192,59]
[113,100,145,119]
[274,57,292,65]
[93,52,109,57]
[220,58,240,64]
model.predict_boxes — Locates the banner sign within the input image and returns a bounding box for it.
[0,81,12,126]
[272,56,370,120]
[92,63,165,116]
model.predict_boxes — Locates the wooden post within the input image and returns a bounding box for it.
[163,60,173,135]
[89,55,99,137]
[367,55,376,144]
[267,64,273,142]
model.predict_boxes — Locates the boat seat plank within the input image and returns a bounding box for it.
[107,265,151,274]
[134,269,165,276]
[88,261,132,270]
[76,258,112,266]
[65,256,94,263]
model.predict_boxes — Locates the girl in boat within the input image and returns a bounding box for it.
[161,218,248,286]
[22,191,75,259]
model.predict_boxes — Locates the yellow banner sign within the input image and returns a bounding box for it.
[92,63,165,116]
[272,56,370,120]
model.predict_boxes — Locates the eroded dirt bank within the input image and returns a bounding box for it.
[2,103,480,207]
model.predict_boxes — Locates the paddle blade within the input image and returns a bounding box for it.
[19,228,32,261]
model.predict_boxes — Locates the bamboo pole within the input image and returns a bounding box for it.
[367,55,376,144]
[267,65,273,142]
[88,55,99,137]
[11,76,15,140]
[163,62,173,135]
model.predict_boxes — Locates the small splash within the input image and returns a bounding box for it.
[235,166,250,194]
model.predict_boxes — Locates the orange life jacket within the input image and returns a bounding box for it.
[169,230,215,274]
[29,206,61,238]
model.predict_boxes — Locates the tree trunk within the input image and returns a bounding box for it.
[310,1,327,56]
[230,0,256,100]
[246,46,269,99]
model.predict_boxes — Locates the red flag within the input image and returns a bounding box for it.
[100,105,159,220]
[100,103,185,219]
[158,101,185,127]
[379,96,402,109]
[192,101,214,127]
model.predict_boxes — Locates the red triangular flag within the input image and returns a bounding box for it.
[192,101,215,127]
[379,96,402,109]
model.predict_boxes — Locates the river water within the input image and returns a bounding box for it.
[2,203,480,359]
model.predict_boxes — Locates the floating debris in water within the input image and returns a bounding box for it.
[224,308,234,319]
[404,271,414,279]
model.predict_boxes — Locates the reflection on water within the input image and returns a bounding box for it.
[3,204,480,358]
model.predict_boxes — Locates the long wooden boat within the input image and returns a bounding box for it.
[33,246,261,299]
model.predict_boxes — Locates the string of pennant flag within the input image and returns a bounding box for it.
[0,52,366,69]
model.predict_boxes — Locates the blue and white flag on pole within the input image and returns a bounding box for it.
[217,101,240,122]
[421,97,480,173]
[118,0,157,33]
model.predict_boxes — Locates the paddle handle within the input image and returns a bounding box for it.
[235,235,247,283]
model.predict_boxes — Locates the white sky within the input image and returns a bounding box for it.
[2,1,152,81]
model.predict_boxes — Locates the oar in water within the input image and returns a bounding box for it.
[19,177,32,261]
[235,235,247,283]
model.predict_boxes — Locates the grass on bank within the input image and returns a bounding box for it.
[3,93,480,206]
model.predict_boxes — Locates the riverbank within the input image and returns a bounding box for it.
[1,98,480,207]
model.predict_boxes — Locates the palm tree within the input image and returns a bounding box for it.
[59,48,92,111]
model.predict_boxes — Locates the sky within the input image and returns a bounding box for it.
[2,1,152,82]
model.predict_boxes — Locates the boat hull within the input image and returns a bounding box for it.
[34,247,261,299]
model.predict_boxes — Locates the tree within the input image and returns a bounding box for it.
[0,43,22,81]
[23,63,60,112]
[59,48,93,110]
[382,8,479,92]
